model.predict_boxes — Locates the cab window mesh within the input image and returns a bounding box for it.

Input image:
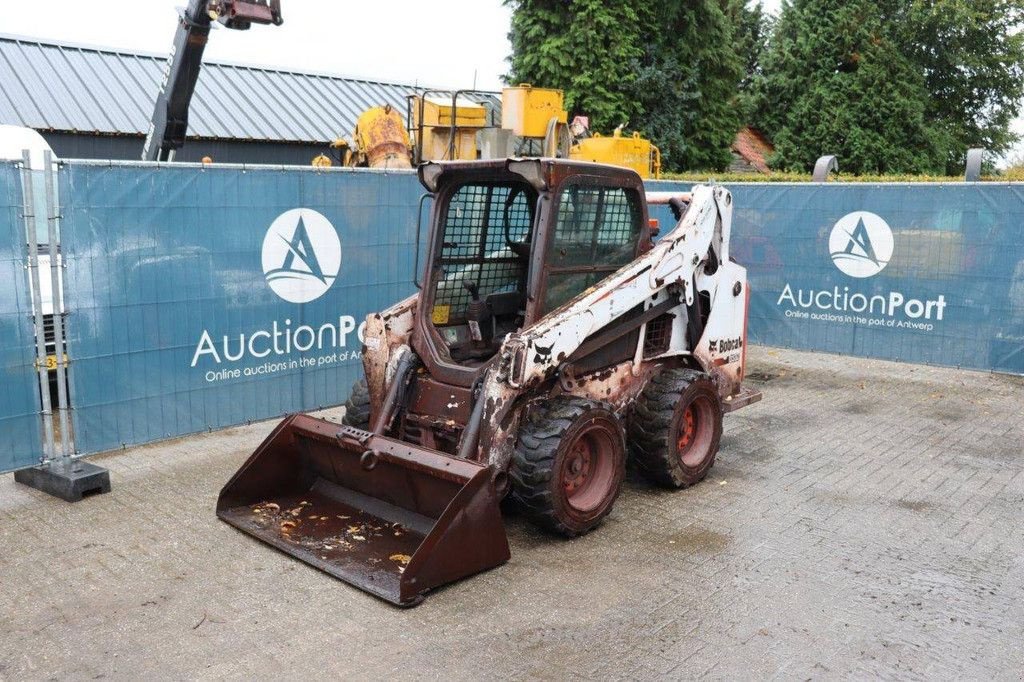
[550,186,640,267]
[643,313,674,357]
[433,183,533,319]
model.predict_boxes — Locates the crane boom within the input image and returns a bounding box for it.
[142,0,283,162]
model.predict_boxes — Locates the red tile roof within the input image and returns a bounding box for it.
[731,127,774,173]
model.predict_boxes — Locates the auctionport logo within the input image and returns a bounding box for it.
[262,208,341,303]
[828,211,893,278]
[190,207,364,381]
[776,209,948,330]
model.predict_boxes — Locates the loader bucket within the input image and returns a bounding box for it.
[217,414,510,606]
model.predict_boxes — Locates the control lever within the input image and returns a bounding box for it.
[462,280,487,342]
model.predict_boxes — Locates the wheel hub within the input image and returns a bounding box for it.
[563,442,592,492]
[676,405,696,452]
[559,425,616,513]
[676,396,714,469]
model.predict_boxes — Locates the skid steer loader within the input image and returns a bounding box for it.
[218,158,761,606]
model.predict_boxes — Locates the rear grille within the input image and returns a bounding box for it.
[643,313,674,357]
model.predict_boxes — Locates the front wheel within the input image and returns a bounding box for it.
[510,397,626,537]
[629,369,723,488]
[341,378,371,429]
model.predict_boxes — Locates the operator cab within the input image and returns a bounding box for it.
[429,179,535,363]
[417,159,650,377]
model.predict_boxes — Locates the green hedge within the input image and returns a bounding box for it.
[657,171,1018,183]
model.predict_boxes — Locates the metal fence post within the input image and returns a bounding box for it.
[13,150,110,501]
[18,150,56,462]
[43,150,73,458]
[813,155,839,182]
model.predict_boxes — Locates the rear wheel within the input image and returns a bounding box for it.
[341,379,371,429]
[510,397,626,537]
[629,369,722,488]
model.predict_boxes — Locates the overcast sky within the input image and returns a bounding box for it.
[2,0,1019,164]
[2,1,514,90]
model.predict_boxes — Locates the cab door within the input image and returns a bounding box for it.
[534,176,646,317]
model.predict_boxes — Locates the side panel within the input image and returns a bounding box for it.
[694,260,749,396]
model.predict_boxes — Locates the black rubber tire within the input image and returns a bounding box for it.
[629,368,723,488]
[341,378,371,429]
[510,397,626,537]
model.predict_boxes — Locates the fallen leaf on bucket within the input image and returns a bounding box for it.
[389,554,412,565]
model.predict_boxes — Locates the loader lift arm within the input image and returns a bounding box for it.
[499,184,732,392]
[142,0,282,162]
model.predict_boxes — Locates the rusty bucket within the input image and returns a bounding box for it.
[217,414,510,606]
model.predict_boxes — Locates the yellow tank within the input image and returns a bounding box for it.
[411,96,485,161]
[570,130,661,179]
[417,96,487,128]
[353,105,412,168]
[501,84,567,138]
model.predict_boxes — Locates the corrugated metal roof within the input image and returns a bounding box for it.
[0,33,500,143]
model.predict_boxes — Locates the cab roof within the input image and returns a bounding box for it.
[417,157,643,193]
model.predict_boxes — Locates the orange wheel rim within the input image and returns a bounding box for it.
[676,405,696,452]
[676,396,713,468]
[560,425,615,513]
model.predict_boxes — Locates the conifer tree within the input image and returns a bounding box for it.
[882,0,1024,172]
[506,0,748,171]
[755,0,944,173]
[628,1,745,171]
[506,0,645,133]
